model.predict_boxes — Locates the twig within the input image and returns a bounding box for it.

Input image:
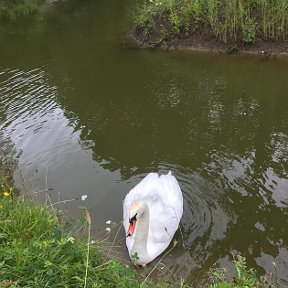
[148,37,164,48]
[178,224,187,277]
[21,188,51,196]
[140,240,178,288]
[45,166,54,210]
[50,197,78,207]
[272,261,280,288]
[19,169,30,194]
[69,223,86,237]
[84,210,92,288]
[104,222,123,262]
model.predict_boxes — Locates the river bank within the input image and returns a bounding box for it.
[0,167,275,288]
[0,164,268,288]
[130,26,288,56]
[131,0,288,56]
[0,142,178,287]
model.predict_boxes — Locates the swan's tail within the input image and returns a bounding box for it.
[168,170,172,176]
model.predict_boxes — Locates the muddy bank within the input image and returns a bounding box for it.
[130,24,288,57]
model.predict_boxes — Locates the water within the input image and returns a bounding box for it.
[1,0,288,285]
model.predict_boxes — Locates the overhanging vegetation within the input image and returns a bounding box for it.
[134,0,288,44]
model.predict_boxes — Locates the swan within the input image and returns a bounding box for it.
[123,171,183,265]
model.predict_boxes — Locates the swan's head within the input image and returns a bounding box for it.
[127,200,145,237]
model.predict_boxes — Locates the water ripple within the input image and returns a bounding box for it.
[0,68,58,134]
[129,163,235,279]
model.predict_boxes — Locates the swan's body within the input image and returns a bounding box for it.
[123,171,183,265]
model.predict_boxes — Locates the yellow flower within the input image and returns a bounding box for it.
[3,191,9,197]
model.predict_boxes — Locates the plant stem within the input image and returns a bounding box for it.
[84,211,91,288]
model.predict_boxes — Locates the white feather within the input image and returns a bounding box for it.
[123,171,183,264]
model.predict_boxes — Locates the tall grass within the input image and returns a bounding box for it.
[0,0,45,20]
[135,0,288,43]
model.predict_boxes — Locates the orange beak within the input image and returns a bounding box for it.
[127,219,136,236]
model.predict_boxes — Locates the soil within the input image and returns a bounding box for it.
[129,21,288,57]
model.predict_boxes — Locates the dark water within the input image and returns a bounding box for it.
[1,0,288,286]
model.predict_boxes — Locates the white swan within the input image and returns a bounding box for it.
[123,171,183,265]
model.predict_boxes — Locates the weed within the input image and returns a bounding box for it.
[185,0,202,23]
[0,0,45,21]
[134,0,288,43]
[131,251,140,266]
[209,255,261,288]
[159,26,168,38]
[242,16,257,43]
[169,11,181,33]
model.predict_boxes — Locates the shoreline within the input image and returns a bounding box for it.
[129,24,288,57]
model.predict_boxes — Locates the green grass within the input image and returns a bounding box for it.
[0,177,188,288]
[134,0,288,43]
[0,0,45,20]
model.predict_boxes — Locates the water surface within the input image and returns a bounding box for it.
[1,0,288,285]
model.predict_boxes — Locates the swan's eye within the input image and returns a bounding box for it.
[129,214,137,223]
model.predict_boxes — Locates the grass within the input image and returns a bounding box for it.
[134,0,288,43]
[0,175,189,288]
[0,0,45,21]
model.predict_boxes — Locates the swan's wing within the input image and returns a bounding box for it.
[127,173,159,198]
[145,172,183,258]
[158,172,183,221]
[147,203,180,259]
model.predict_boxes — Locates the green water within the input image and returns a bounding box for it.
[1,0,288,285]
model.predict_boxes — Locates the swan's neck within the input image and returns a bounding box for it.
[130,202,150,264]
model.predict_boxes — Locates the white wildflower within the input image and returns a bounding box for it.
[81,195,88,201]
[90,240,96,244]
[67,236,75,243]
[106,220,112,225]
[106,227,111,233]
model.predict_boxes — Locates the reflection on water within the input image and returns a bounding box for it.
[1,0,288,285]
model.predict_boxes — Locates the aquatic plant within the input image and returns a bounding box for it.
[208,254,279,288]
